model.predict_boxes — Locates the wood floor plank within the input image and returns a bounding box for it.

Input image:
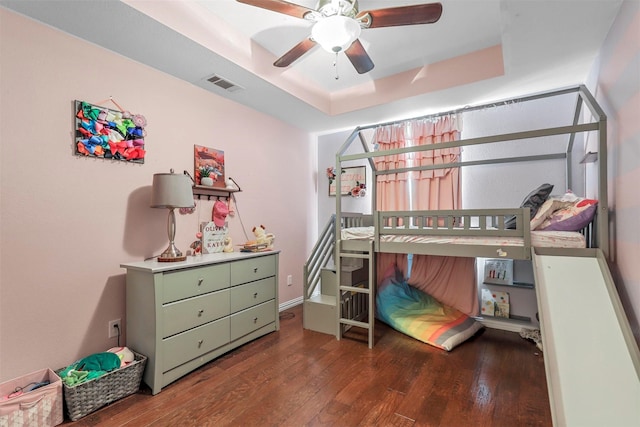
[62,304,551,426]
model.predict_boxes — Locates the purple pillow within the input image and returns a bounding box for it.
[538,199,598,231]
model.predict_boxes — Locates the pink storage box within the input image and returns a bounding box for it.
[0,368,63,426]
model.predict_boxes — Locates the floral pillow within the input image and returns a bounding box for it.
[537,198,598,231]
[530,198,573,230]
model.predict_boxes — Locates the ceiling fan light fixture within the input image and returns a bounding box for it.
[312,15,361,53]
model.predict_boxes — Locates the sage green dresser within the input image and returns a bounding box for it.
[121,251,279,395]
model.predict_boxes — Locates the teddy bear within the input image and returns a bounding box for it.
[252,225,275,249]
[223,236,234,253]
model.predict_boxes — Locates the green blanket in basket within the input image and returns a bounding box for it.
[59,352,121,386]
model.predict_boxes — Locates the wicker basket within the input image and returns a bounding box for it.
[59,351,147,421]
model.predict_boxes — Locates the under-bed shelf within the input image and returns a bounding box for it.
[477,314,536,332]
[478,314,532,323]
[483,280,534,289]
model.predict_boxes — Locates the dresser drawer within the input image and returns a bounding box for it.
[230,255,276,285]
[162,289,230,338]
[163,317,230,372]
[230,300,276,341]
[230,277,276,313]
[162,263,230,303]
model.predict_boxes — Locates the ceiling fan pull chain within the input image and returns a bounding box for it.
[333,52,339,80]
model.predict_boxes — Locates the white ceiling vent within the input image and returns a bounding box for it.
[206,75,244,92]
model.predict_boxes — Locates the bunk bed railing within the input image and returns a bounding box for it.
[368,209,533,260]
[304,214,336,300]
[304,213,374,300]
[376,209,529,236]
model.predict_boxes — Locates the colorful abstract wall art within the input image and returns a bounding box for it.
[74,100,146,163]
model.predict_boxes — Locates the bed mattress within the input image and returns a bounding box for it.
[340,226,586,249]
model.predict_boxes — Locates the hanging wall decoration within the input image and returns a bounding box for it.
[194,145,225,187]
[328,165,366,197]
[74,99,146,163]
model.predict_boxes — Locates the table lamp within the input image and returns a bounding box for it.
[151,170,194,262]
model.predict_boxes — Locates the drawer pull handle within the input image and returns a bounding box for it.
[253,317,258,324]
[198,309,204,316]
[253,292,258,298]
[253,268,258,273]
[198,339,204,348]
[197,278,204,286]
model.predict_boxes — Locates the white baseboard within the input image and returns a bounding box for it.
[279,296,303,312]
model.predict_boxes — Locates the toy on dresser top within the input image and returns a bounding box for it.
[242,225,275,251]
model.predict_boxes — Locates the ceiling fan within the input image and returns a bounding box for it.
[236,0,443,74]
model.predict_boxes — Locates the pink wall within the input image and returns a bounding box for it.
[0,9,314,380]
[589,0,640,343]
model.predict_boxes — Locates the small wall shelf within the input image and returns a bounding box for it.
[483,280,534,289]
[580,151,598,164]
[192,185,241,200]
[483,259,513,285]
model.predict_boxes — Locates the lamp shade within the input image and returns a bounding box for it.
[312,15,361,53]
[150,172,194,208]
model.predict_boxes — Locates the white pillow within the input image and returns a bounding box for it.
[530,198,573,230]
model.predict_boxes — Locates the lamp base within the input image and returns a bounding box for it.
[157,255,187,263]
[157,239,185,263]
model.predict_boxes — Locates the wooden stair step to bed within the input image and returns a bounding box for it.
[337,244,375,348]
[303,263,369,337]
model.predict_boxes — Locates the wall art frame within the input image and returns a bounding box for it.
[74,99,146,163]
[194,145,225,187]
[329,165,366,197]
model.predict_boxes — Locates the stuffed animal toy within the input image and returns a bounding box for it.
[223,236,234,253]
[107,346,135,367]
[190,232,203,256]
[252,225,275,249]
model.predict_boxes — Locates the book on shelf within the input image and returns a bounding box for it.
[480,289,510,318]
[483,258,514,285]
[495,302,510,318]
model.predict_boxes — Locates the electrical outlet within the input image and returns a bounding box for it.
[108,319,121,338]
[287,274,293,286]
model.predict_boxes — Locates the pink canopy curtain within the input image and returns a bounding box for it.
[373,114,463,212]
[374,115,478,316]
[373,123,409,212]
[375,254,478,317]
[409,115,462,211]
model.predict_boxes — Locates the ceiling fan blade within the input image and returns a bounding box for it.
[274,38,317,67]
[357,3,443,28]
[345,39,374,74]
[236,0,316,19]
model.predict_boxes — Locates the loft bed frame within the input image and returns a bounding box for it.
[330,85,608,347]
[334,85,608,260]
[321,85,640,426]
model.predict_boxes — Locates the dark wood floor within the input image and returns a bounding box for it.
[64,304,551,426]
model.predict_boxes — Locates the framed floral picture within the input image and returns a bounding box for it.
[328,165,366,197]
[194,145,225,187]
